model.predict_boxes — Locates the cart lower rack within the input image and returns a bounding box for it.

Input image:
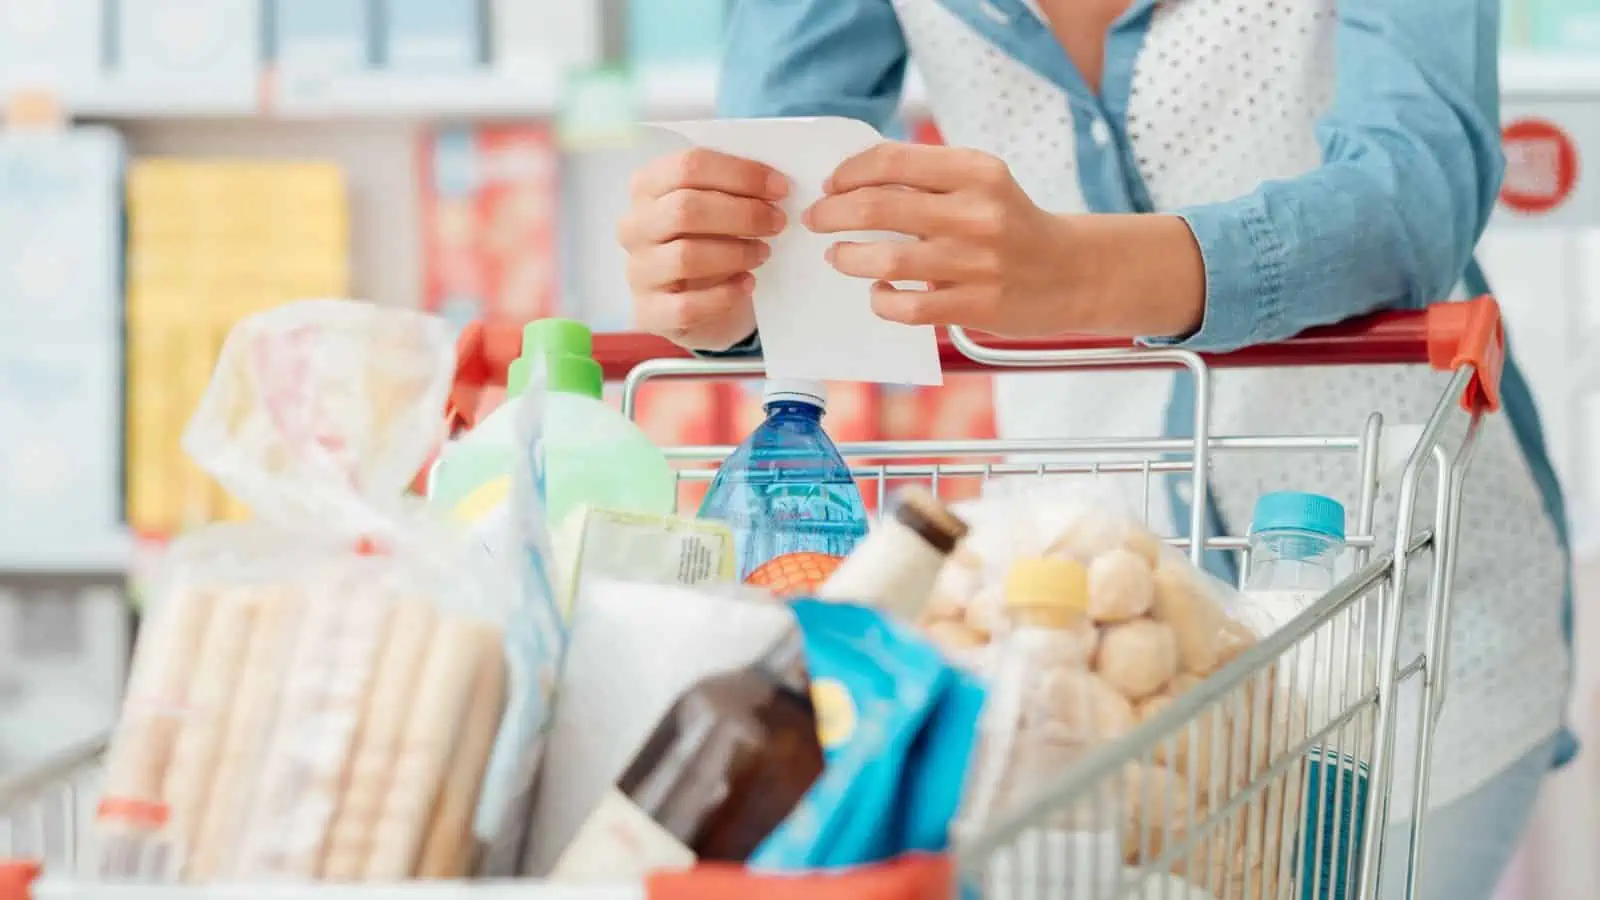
[1,298,1506,900]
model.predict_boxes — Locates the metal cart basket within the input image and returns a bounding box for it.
[0,297,1508,900]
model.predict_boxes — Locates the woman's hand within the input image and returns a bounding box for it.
[806,143,1205,339]
[619,149,789,351]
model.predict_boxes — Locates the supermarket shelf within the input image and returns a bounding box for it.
[51,77,258,119]
[0,532,132,575]
[1502,53,1600,97]
[44,65,932,122]
[270,68,562,119]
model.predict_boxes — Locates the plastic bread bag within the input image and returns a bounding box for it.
[93,301,561,884]
[941,478,1303,900]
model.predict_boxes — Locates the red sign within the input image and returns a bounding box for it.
[1500,118,1579,216]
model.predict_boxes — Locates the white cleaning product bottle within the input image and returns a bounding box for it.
[430,319,676,529]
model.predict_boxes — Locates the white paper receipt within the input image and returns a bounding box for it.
[647,117,944,386]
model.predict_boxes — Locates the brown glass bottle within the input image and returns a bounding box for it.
[610,628,823,865]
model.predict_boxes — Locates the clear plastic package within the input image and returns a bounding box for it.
[93,301,562,883]
[941,485,1302,899]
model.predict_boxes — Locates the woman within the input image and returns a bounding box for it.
[618,1,1574,897]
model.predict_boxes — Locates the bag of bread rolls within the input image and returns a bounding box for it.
[938,483,1304,900]
[94,301,564,885]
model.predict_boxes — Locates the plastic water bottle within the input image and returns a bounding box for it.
[1243,491,1364,900]
[699,380,869,587]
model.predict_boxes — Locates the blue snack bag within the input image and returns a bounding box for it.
[750,600,985,870]
[894,665,986,854]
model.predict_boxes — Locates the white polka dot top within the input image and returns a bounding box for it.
[892,0,1570,809]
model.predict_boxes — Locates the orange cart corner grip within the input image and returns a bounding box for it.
[0,860,41,900]
[648,854,955,900]
[1425,296,1504,414]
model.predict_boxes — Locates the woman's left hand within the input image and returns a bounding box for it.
[804,142,1079,337]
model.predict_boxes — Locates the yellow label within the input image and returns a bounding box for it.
[455,476,512,523]
[810,677,856,750]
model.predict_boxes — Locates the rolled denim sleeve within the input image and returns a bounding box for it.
[1150,0,1504,352]
[698,0,910,358]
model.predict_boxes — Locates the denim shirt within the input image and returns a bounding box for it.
[712,0,1575,764]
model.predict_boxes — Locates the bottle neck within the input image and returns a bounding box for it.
[1246,529,1342,591]
[764,400,823,422]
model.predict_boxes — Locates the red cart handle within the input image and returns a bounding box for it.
[447,296,1504,434]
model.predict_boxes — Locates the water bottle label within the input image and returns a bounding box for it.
[1301,748,1370,900]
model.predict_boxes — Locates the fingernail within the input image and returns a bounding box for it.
[821,175,836,193]
[767,172,790,197]
[755,243,772,263]
[824,244,837,264]
[766,208,786,234]
[801,204,816,229]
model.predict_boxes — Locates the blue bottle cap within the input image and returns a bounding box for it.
[1249,491,1346,542]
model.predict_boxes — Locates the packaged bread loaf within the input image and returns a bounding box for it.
[93,302,565,885]
[943,484,1305,896]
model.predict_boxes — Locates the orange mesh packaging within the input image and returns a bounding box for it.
[745,552,846,597]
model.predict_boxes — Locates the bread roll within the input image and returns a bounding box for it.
[186,588,301,882]
[1150,564,1224,675]
[231,589,388,880]
[363,616,484,880]
[1096,619,1179,701]
[416,626,508,878]
[102,585,216,814]
[1088,549,1155,623]
[163,589,259,874]
[1027,668,1135,741]
[320,599,436,880]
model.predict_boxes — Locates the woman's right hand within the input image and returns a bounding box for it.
[619,149,789,351]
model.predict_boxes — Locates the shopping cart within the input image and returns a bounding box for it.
[0,297,1506,900]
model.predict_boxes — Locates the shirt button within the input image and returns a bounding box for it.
[1090,118,1112,147]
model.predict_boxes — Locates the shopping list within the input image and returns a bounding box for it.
[646,118,944,386]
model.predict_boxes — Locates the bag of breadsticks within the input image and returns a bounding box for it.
[936,480,1305,900]
[92,300,563,884]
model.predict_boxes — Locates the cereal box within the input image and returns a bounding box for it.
[421,125,560,333]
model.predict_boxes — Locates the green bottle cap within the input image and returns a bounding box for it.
[522,318,593,361]
[545,353,605,400]
[506,357,532,398]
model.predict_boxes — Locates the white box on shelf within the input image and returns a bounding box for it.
[113,0,260,103]
[492,0,600,73]
[0,0,104,98]
[382,0,484,71]
[274,0,372,74]
[0,334,123,551]
[0,128,124,331]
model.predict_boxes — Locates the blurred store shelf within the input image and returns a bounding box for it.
[24,65,933,122]
[0,532,132,576]
[1502,53,1600,96]
[33,77,258,118]
[270,68,562,119]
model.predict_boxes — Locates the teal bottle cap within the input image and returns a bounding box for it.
[546,353,605,400]
[523,318,593,361]
[1250,491,1346,542]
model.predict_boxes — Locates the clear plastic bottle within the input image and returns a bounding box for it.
[1243,491,1362,900]
[698,380,869,586]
